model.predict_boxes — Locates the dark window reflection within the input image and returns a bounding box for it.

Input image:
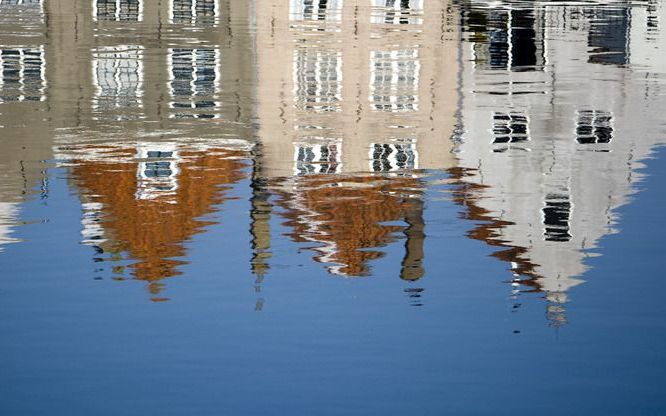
[0,47,46,102]
[492,112,529,143]
[94,0,141,22]
[543,194,572,242]
[587,7,629,66]
[371,142,418,172]
[168,48,219,118]
[170,0,217,25]
[295,142,341,175]
[576,110,612,144]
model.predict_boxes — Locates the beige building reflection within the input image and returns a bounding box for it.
[455,1,666,325]
[47,0,256,298]
[249,0,459,278]
[0,0,50,252]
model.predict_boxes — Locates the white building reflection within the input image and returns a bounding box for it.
[457,1,666,325]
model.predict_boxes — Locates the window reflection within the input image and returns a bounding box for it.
[289,0,343,22]
[370,0,423,25]
[92,46,143,111]
[293,48,342,112]
[93,0,142,22]
[294,140,342,175]
[168,48,220,118]
[0,47,46,102]
[369,49,420,112]
[576,110,612,144]
[169,0,218,25]
[370,141,418,172]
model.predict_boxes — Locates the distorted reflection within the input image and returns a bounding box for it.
[0,0,663,324]
[170,0,218,25]
[92,46,143,114]
[457,1,666,325]
[371,0,424,26]
[93,0,143,22]
[254,0,458,289]
[168,48,220,119]
[56,140,250,300]
[0,47,46,102]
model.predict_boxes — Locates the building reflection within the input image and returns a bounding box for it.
[252,0,459,282]
[455,1,666,325]
[0,0,665,314]
[47,0,255,298]
[57,141,250,300]
[0,0,50,253]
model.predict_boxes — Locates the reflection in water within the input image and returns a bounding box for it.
[170,0,218,25]
[272,173,425,278]
[0,46,46,102]
[0,0,663,322]
[92,45,143,114]
[168,47,220,118]
[93,0,143,22]
[456,0,666,325]
[56,141,249,300]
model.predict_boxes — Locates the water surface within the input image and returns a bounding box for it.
[1,0,666,414]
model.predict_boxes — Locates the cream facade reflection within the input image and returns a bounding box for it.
[252,0,459,277]
[0,0,50,252]
[456,1,666,325]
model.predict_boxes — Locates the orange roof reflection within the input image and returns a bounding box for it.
[69,146,248,299]
[272,174,426,278]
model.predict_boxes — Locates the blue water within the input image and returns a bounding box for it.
[1,0,666,414]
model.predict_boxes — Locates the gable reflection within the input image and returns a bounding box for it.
[60,141,249,300]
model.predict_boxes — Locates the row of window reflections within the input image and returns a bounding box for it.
[91,0,426,24]
[491,111,614,149]
[94,0,217,23]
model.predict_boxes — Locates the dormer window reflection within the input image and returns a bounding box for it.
[135,147,180,201]
[543,194,572,242]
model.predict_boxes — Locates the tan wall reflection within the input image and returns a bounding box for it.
[251,0,459,278]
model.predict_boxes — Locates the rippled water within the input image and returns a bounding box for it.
[1,0,666,414]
